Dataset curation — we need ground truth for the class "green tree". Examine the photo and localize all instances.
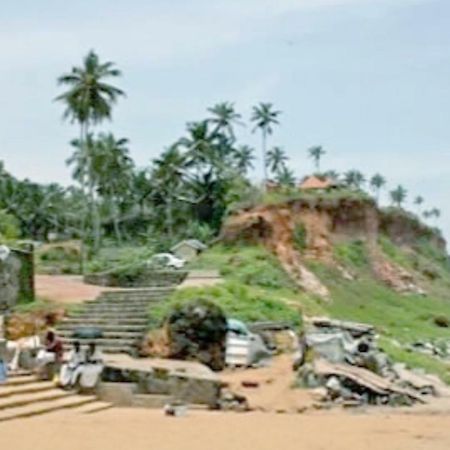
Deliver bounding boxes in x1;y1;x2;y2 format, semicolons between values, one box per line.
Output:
234;145;255;175
344;170;366;190
251;103;281;187
275;166;296;188
266;146;288;175
55;50;125;251
95;133;134;243
390;185;408;208
414;196;424;215
308;146;326;173
370;174;386;203
207;102;242;140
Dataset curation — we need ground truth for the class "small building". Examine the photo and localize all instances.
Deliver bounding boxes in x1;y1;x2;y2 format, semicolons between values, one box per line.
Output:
299;175;339;191
171;239;208;262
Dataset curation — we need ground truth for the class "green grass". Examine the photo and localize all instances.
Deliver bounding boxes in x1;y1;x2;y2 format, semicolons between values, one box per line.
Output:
149;281;303;328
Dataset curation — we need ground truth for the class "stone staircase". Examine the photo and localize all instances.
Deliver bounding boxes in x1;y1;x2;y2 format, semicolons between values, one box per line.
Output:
0;372;111;422
57;287;174;355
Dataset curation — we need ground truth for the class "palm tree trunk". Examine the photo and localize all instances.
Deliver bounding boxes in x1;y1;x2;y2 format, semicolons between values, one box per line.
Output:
262;128;268;190
167;194;173;240
112;193;122;244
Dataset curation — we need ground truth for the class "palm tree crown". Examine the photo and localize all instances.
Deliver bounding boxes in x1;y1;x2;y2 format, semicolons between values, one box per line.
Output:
251;102;281;187
207;102;242;139
55;50;125;128
308;146;326;173
266;146;288;175
390;185;407;208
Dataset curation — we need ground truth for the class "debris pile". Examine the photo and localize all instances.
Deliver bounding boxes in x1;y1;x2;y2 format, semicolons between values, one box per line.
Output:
409;340;450;361
298;317;448;407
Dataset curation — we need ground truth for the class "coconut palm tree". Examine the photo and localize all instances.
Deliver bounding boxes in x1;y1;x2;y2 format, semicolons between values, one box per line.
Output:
414;196;424;215
390;185;407;208
266;146;288;176
308;146;326;173
207;102;243;140
344;170;366;190
55;50;125;251
95;133;134;242
251;103;281;187
234;145;255;175
370;174;386;203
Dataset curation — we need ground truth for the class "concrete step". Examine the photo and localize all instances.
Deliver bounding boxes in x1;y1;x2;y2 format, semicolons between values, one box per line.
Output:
61;318;148;326
69;311;148;319
99;288;174;295
61;337;139;347
85;299;160;305
58;324;146;333
76;306;150;314
59;330;144;339
0;381;55;399
73;400;113;414
0;394;97;422
0;389;71;410
2;374;36;387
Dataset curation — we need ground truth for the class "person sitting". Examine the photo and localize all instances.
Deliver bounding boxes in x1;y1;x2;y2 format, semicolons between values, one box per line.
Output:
59;341;84;389
6;335;40;372
35;330;64;379
71;342;104;390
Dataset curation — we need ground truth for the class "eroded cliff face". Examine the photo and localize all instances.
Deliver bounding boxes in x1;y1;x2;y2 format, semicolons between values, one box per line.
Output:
221;199;443;298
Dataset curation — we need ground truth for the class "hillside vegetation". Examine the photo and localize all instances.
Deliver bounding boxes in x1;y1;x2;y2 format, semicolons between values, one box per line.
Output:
160;236;450;383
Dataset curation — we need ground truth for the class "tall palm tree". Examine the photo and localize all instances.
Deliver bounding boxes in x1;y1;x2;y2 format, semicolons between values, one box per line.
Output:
266;146;288;175
308;146;326;173
370;174;386;203
251;103;281;187
344;170;366;190
95;133;133;242
55;50;125;251
414;196;424;215
390;185;407;208
234;145;255;175
207;102;243;139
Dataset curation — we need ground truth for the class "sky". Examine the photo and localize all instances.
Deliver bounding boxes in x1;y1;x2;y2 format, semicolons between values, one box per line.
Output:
1;0;449;241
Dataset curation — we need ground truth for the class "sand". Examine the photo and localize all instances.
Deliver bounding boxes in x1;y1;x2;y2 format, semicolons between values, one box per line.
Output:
35;275;119;304
1;408;450;450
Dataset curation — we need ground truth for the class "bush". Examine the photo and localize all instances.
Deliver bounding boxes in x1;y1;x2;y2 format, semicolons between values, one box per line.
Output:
166;298;228;371
0;211;20;241
433;316;450;328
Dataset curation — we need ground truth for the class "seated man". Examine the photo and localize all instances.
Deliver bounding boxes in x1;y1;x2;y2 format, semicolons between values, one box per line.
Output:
59;341;84;388
72;342;104;390
35;330;64;379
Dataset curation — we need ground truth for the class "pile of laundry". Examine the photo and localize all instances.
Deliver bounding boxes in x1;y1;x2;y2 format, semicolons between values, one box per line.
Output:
297;317;449;407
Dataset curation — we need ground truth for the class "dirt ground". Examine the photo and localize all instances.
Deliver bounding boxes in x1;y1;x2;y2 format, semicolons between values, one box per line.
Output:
35;275;117;304
1;408;450;450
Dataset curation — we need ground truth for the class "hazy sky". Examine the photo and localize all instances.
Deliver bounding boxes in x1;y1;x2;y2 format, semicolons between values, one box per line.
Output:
1;0;449;241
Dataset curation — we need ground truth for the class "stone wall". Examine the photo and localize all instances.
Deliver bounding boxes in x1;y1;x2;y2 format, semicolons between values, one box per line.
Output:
0;247;34;312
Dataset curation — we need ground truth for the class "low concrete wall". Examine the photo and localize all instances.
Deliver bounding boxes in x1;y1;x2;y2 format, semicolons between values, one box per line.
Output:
100;362;221;408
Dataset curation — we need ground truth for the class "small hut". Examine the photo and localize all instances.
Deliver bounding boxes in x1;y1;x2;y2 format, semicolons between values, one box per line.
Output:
299;175;339;191
171;240;208;262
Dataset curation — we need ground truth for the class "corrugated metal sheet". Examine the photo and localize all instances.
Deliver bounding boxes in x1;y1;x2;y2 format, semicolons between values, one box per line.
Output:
225;335;250;367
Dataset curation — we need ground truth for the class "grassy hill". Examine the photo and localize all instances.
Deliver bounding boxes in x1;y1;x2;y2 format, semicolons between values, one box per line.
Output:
159;239;450;383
